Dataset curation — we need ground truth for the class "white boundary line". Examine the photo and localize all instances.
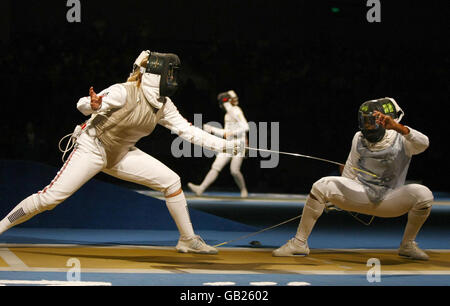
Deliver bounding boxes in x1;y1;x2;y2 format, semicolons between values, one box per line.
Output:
0;279;111;286
0;248;28;269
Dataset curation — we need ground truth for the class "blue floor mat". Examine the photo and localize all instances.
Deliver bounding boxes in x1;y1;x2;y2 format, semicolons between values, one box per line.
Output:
1;271;449;286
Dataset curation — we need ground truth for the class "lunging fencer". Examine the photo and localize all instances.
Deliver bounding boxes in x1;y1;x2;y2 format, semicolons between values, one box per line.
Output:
0;50;243;254
273;98;434;260
188;90;249;197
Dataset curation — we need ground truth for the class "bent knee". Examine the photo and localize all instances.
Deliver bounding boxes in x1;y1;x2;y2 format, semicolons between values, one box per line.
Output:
406;184;434;209
163;174;182;197
310;176;336;202
211;164;224;172
230;169;241;177
311;177;328;191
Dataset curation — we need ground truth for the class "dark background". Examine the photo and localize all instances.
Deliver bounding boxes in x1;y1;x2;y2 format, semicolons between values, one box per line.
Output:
0;0;448;194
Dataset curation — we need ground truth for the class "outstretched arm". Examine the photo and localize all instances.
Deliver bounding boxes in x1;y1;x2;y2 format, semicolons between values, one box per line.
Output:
203;124;226;138
158;99;242;154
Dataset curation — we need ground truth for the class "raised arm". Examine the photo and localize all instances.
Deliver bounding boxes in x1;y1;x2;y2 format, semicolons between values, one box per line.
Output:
373;110;429;156
402;126;429;156
76;84;127;116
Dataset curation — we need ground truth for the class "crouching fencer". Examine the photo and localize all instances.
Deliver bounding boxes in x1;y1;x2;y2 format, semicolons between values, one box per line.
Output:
188;90;249;197
0;50;243;254
273;98;433;260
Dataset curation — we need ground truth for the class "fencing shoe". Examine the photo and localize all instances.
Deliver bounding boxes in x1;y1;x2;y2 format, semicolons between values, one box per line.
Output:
272;238;310;257
176;235;218;254
398;241;429;260
187;183;203;196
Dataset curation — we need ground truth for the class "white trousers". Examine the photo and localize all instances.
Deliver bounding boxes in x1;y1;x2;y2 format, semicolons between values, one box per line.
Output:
195;153;247;194
211;153;244;174
0;131;189;235
211;153;247;191
295;176;433;245
311;176;433;218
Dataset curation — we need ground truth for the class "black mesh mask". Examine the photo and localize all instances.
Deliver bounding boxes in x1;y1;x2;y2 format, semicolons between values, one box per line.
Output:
358;101;386;143
217;90;238;111
146;52;181;97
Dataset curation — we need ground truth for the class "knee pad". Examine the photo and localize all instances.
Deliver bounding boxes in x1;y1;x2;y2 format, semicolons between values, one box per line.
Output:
164;175;182;197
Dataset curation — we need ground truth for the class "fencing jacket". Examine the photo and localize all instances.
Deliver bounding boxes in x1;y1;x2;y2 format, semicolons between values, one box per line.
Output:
77;82;233;168
342;127;429;203
207;103;249;142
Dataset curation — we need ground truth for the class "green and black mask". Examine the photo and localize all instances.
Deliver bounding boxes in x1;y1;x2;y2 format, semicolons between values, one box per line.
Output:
358;98;403;143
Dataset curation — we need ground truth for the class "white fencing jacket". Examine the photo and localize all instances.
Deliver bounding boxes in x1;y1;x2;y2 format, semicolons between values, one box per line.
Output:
77;83;236;154
204;103;249;142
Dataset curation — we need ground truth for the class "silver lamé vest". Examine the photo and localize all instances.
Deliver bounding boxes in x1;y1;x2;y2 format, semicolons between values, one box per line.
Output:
356;133;411;204
91;82;165;168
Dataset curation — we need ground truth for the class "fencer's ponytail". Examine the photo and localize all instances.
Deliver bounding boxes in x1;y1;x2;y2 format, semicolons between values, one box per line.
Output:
126;57;148;87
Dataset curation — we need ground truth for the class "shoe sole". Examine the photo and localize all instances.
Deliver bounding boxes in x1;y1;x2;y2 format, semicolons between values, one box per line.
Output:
176;247;218;255
272;252;309;257
398;253;429;261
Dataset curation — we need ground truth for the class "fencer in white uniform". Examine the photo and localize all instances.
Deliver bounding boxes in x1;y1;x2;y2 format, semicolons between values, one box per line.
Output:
187;90;249;197
273;98;434;260
0;50;242;254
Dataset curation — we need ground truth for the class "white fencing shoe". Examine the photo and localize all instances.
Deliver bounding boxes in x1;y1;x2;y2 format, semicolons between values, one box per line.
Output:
398;241;429;260
187;183;203;196
176;235;218;254
272;238;310;257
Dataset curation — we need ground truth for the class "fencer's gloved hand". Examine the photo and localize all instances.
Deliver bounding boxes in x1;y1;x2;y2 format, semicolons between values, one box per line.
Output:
373;110;410;135
89;86;104;111
224;138;245;156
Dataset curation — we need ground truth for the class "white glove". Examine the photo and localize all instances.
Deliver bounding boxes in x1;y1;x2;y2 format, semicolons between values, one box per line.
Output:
224;138;245;156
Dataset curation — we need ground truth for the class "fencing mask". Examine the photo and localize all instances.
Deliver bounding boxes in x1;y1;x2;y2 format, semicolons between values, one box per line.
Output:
217;90;239;110
145;51;180;97
358;97;404;143
132;50;181;108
